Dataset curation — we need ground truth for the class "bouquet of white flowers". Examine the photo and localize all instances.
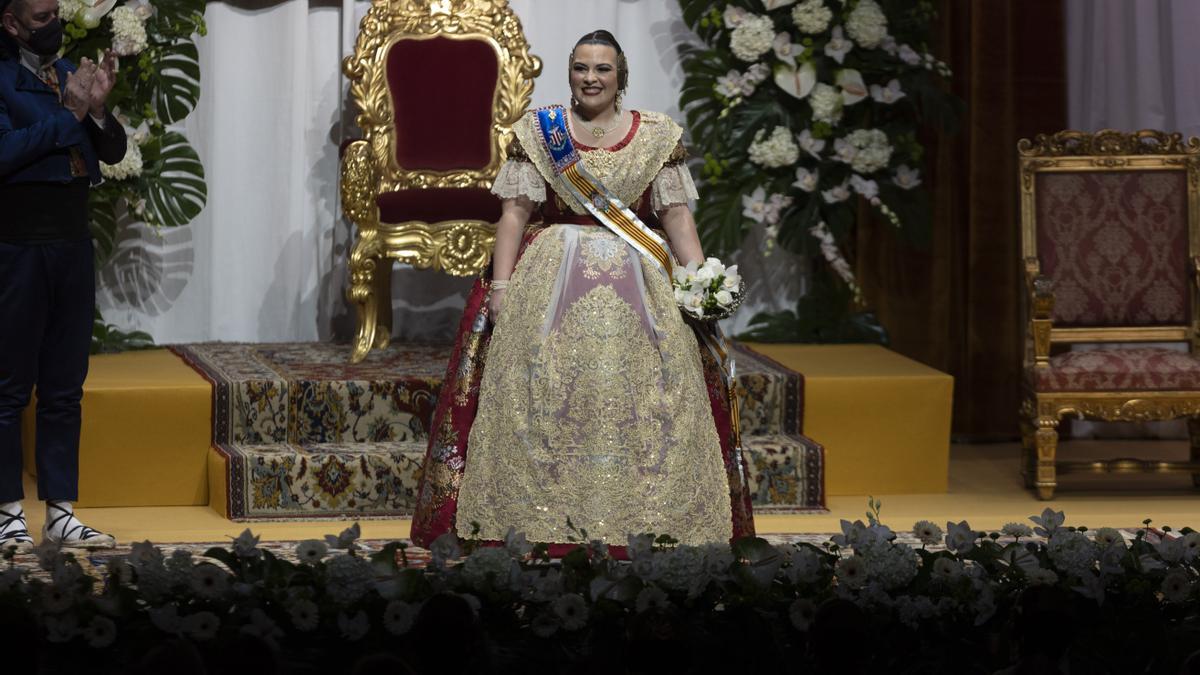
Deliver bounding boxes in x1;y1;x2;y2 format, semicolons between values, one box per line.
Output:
672;257;745;321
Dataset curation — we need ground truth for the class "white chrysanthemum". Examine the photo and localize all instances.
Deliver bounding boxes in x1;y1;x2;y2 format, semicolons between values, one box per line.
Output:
182;611;220;641
809;83;843;125
189;563;230;600
866;544;919;590
748;126;800;168
552;593;589;631
1093;528;1125;549
730;14;775;62
635;585;670;614
288;598;320;632
1162;568;1192;603
837;129;893;174
791;0;832;34
110;6;149;56
835;555;867;589
100;141;143;181
84;615;117;648
57;0;86;22
1046;530;1097;578
1001;522;1033;539
789;598;816;631
296;539;329;565
913;521;943;546
845;0;888;48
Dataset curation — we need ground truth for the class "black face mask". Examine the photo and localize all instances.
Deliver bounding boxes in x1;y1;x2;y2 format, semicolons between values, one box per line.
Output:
18;17;63;57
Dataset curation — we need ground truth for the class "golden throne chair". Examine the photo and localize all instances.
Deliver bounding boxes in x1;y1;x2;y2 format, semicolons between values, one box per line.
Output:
340;0;541;363
1018;129;1200;499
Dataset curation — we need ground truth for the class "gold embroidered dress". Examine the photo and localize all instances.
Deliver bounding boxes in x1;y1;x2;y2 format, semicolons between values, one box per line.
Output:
454;109;733;546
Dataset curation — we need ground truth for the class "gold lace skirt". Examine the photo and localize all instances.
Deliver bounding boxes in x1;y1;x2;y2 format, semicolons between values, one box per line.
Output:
455;224;733;545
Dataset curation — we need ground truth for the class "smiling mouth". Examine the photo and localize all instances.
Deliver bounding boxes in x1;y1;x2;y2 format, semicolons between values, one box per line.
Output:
582;87;603;95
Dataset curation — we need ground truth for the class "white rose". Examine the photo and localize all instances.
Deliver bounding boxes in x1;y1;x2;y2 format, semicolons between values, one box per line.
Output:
715;290;734;306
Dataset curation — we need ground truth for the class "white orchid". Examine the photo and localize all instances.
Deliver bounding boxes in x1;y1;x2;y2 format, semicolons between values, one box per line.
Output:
836;69;869;105
79;0;119;27
742;186;769;223
773;61;817;100
849;174;879;200
870;78;906;104
897;43;921;65
824;26;853;64
231;529;261;559
821;180;851;204
945;520;977;553
723;5;750;27
893;164;921;189
324;522;362;550
793;166;819;192
772;32;798;67
796;128;826;159
762;0;798;9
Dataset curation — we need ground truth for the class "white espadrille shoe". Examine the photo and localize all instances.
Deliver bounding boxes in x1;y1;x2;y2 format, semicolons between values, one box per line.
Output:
0;503;34;552
42;501;116;549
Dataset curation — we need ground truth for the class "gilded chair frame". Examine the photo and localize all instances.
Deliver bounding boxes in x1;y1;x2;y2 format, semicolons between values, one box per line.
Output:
1018;129;1200;499
340;0;541;363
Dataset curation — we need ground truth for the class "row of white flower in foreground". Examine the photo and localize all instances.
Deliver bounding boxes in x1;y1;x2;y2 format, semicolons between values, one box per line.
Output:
2;509;1197;652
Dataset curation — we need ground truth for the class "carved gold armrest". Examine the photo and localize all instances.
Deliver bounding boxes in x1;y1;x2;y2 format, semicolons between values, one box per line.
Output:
1025;258;1054;366
340;140;378;231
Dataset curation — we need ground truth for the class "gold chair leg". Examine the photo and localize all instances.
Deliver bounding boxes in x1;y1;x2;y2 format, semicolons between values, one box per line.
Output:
1019;412;1036;489
1034;417;1059;500
1189;417;1200;488
373;259;393;351
347;241;380;364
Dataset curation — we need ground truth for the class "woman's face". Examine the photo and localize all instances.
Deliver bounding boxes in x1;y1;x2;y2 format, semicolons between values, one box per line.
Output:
570;43;620;113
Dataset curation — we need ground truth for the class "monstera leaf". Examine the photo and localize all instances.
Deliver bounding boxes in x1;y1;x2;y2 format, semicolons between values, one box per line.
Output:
138;131;206;229
148;40;201;124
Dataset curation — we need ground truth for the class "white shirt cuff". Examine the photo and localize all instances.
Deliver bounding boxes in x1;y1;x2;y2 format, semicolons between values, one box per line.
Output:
89;112;106;129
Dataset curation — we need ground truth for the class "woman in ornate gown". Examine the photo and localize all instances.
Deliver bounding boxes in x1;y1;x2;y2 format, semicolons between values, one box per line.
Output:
410;30;754;554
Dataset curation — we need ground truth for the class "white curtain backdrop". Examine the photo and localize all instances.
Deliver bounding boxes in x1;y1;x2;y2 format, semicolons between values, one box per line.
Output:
95;0;805;344
1064;0;1198;439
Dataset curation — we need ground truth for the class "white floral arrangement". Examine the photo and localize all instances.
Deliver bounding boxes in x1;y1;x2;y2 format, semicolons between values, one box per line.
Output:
3;508;1197;671
672;257;745;320
682;0;958;332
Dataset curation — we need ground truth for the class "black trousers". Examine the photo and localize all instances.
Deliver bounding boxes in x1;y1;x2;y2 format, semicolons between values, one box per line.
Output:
0;238;93;503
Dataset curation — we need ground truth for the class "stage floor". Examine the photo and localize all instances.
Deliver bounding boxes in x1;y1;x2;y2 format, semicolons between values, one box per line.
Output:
19;439;1198;543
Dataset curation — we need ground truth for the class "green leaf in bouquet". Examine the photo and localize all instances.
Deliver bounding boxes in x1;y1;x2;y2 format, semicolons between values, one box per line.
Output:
138;130;207;228
149;40;201;124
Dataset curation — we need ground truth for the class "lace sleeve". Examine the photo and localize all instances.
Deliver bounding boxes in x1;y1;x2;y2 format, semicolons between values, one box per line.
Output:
651;163;699;212
491;160;546;203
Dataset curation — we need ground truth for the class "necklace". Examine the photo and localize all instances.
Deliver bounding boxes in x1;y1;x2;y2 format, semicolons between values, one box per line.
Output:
572;109;621;139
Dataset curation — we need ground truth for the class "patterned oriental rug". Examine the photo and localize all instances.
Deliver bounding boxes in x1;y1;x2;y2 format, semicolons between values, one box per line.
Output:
171;342;824;521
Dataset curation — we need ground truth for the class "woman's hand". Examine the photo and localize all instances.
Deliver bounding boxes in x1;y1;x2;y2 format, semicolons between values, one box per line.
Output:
488;288;507;322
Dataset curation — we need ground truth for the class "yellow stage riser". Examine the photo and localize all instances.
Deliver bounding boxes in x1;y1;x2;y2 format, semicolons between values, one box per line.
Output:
744;344;954;496
22;350;213;507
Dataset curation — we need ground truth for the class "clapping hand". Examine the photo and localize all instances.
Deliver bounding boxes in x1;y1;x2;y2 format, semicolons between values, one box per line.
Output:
88;50;119;117
62;60;97;121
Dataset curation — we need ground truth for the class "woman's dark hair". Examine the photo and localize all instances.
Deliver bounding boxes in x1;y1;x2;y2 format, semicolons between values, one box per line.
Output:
572;29;628;91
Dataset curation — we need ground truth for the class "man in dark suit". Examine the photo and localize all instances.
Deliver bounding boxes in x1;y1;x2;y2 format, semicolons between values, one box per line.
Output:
0;0;126;548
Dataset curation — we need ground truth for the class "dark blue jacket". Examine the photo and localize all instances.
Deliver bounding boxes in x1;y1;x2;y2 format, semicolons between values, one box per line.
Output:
0;52;127;185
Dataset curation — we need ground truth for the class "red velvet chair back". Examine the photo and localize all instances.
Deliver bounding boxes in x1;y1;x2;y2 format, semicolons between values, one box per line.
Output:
386;36;499;172
1034;170;1191;328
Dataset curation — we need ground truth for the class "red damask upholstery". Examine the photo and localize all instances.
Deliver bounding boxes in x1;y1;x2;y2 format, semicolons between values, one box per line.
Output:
386;37;498;171
1036;347;1200;392
377;188;501;224
1035;171;1190;327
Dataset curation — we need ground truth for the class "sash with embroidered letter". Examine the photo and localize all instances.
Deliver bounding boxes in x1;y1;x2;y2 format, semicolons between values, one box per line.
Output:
532;104;745;455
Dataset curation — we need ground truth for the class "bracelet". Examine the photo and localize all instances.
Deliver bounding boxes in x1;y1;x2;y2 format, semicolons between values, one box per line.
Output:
491;279;510;290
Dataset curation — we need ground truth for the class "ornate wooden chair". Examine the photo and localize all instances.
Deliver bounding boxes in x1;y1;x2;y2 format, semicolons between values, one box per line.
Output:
340;0;541;363
1018;130;1200;499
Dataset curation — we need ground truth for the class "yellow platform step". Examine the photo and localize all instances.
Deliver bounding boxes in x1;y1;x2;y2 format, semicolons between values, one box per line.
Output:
23;349;212;507
743;344;953;496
